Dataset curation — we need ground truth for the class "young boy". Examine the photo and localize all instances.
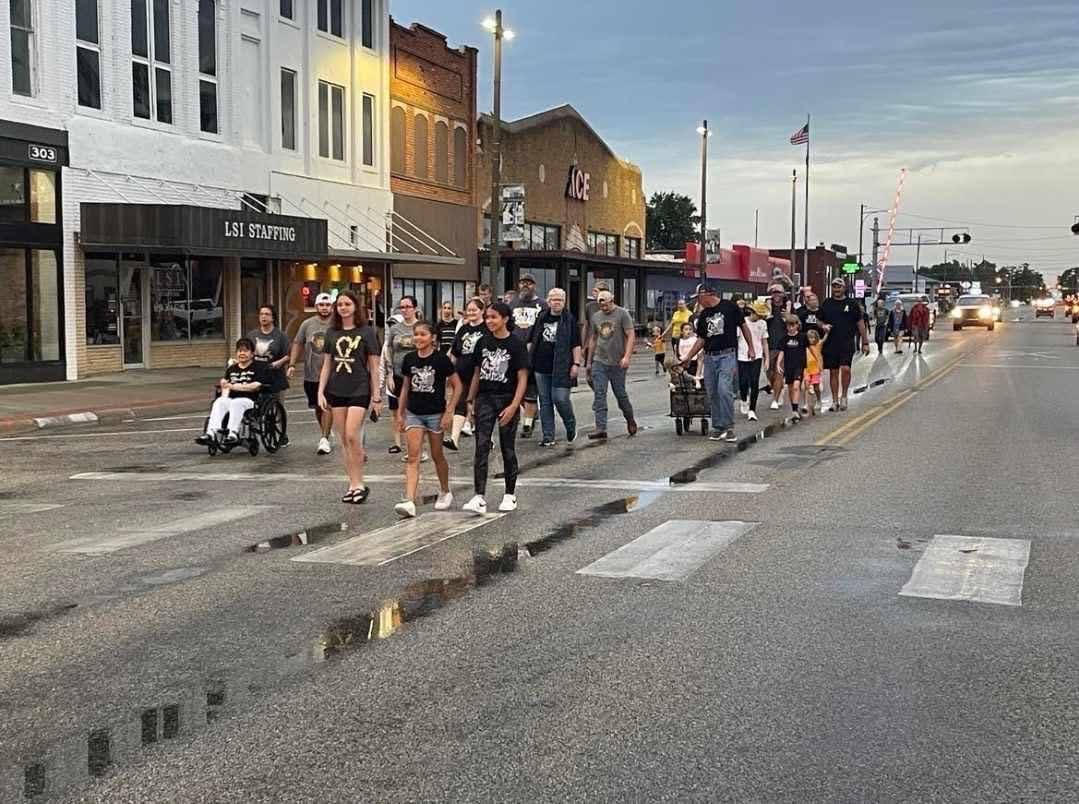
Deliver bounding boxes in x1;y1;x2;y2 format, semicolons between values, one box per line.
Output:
802;327;827;416
651;326;665;375
778;315;808;422
196;338;268;447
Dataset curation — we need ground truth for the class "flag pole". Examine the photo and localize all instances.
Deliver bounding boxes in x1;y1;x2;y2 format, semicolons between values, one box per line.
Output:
803;114;810;296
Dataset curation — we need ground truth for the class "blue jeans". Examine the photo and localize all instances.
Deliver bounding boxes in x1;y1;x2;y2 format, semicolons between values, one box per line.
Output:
591;362;634;433
702;350;737;431
535;372;575;440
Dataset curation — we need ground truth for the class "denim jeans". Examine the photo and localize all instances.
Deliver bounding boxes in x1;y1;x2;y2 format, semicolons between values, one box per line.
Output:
591;362;634;433
702;350;737;431
535;372;575;440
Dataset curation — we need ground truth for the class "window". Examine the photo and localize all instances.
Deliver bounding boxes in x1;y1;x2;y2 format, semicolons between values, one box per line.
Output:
624;236;642;260
0;166;55;224
317;0;343;37
0;166;26;223
131;0;172;122
198;0;218;133
453;127;467;187
390;106;405;174
520;267;557;298
361;0;373;48
280;69;296;150
29;169;55;223
587;232;619;256
318;81;344;160
526;222;560;251
85;255;120;345
10;0;34;96
0;248;61;364
622;277;637;320
75;0;101;109
434;121;448;184
279;0;293;20
413;114;428;179
437;281;476;315
150;256;224;342
362;93;374;166
239;36;262;147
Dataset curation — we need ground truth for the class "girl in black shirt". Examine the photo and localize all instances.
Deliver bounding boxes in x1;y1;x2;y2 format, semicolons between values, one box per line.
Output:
777;315;808;421
463;302;528;516
447;297;487;450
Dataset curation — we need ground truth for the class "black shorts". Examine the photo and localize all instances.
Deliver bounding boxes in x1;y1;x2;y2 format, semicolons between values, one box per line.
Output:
524;371;538;404
388;375;403;411
654;353;665;366
326;393;370;409
823;339;856;370
784;364;806;385
304;381;320;408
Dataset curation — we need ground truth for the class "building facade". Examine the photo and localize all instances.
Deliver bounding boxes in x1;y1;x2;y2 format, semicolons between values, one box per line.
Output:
388;19;477;320
0;0;463;384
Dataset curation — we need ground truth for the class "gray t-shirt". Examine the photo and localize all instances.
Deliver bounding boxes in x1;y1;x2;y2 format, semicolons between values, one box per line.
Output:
386;320;417;377
590;306;634;366
294;315;331;383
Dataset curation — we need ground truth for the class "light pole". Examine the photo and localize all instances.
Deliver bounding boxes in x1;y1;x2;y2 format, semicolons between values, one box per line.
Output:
858;204;888;291
482;11;514;288
696;121;713;270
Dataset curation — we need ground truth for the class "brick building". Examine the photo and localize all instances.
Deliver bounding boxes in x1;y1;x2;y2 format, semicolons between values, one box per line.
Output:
768;245;848;300
388;20;478;320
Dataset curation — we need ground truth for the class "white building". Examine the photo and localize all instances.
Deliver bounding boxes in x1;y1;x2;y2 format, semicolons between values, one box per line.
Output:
1;0;455;383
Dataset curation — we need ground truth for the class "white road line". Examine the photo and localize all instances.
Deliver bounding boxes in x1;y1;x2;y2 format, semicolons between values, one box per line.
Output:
957;364;1079;370
577;520;758;581
899;535;1031;607
0;502;65;516
291;512;503;566
56;506;274;555
69;471;768;494
138;407;312;422
0;421;325;442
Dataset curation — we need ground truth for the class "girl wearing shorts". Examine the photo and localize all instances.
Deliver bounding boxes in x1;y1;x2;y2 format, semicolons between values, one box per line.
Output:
317;290;382;504
393;322;461;518
447;297;488;450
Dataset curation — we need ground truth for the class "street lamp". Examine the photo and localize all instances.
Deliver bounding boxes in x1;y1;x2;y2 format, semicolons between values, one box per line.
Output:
482;11;515;287
859;204;889;290
696;121;713;269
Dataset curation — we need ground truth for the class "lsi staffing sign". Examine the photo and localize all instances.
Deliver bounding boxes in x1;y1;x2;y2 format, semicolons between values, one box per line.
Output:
223;221;298;243
565;166;590;202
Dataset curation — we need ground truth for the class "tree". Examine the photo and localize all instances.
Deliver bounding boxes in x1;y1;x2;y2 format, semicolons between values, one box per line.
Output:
646;192;700;250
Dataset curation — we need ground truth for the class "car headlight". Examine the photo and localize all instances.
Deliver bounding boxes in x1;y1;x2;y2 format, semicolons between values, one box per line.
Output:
978;306;992;319
951;308;961;319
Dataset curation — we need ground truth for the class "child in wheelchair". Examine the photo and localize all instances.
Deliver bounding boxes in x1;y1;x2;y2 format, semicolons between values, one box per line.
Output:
195;338;269;448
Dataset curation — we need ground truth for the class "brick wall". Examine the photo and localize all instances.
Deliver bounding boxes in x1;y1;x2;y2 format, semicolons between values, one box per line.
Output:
84;345;122;375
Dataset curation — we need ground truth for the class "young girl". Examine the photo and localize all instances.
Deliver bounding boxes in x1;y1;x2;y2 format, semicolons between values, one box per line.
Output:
777;315;808;422
675;322;702;380
317;291;382;504
463;302;529;515
384;295;420;455
446;297;487;450
802;327;827;416
652;326;665;375
737;303;769;421
394;322;461;518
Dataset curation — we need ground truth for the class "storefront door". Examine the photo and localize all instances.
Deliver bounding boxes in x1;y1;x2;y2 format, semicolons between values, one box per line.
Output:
119;262;144;367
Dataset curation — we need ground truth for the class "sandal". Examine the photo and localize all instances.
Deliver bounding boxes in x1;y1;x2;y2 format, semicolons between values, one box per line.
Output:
388;445;402;454
350;486;370;504
342;489;359;503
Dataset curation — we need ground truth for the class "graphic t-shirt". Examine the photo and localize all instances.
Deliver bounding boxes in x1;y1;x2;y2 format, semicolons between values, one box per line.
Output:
451;322;487;380
767;302;789;350
590;306;634;366
782;332;809;376
797;307;825;339
694;300;745;353
531;313;579;375
510;297;545;346
436;319;458;354
738;318;768;362
294;315;330;383
475;332;529;396
386;320;418;377
322;326;379;398
222;361;269;400
401;349;455;416
820;297;863;344
247;327;290;390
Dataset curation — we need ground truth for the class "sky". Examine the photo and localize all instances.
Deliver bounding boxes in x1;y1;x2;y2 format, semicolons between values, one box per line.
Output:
392;0;1079;282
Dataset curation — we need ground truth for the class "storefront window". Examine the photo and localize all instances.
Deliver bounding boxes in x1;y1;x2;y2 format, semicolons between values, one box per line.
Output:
622;277;638;321
0;166;26;223
30;250;60;360
85;254;121;345
151;256;187;341
586;269;618;297
520;267;558;298
29;169;56;224
189;257;224;340
240;259;268;335
0;249;27;362
587;232;619;256
0;248;62;364
436;280;477;315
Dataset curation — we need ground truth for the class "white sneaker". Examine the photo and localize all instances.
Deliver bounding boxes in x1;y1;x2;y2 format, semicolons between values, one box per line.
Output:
498;494;518;512
769;400;781;410
394;499;417;518
434;492;454;511
462;495;487;515
401;451;432;463
462;421;474;436
317;437;332;455
747;410;758;421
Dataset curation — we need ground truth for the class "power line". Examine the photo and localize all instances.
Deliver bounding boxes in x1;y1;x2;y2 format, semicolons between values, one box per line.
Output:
896;210;1066;230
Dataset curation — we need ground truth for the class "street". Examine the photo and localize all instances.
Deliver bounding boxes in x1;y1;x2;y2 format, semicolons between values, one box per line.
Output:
1;308;1077;802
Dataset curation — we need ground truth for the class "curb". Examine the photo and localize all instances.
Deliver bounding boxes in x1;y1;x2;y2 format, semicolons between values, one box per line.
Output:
32;412;100;429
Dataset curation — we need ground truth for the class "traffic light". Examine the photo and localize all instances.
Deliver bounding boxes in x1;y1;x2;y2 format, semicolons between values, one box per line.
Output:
1071;221;1079;235
951;233;972;244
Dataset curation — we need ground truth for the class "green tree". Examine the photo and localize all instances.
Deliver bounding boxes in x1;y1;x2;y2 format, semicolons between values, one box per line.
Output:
646;192;700;250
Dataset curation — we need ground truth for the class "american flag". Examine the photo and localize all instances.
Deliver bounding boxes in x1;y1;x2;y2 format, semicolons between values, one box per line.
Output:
790;123;809;145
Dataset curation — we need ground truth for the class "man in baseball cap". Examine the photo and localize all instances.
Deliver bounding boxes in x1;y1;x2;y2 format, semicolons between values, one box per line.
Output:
510;273;545;437
288;291;337;453
818;277;869;411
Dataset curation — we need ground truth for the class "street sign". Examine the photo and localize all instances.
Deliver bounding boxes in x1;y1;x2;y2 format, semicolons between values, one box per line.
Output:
842;262;859;274
500;185;525;242
854;279;866;298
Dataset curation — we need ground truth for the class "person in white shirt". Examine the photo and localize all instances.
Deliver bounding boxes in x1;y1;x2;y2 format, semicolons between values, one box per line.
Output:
737;301;770;421
675;323;704;382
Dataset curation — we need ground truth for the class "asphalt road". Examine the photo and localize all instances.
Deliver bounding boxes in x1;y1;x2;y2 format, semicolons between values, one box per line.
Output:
1;306;1076;802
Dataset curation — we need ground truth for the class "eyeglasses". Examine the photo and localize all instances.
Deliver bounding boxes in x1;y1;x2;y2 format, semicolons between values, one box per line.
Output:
399;304;414;310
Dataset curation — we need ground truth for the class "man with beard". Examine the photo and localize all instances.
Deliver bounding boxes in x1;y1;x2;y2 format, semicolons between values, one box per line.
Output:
288;293;336;454
510;273;545;438
818;278;870;411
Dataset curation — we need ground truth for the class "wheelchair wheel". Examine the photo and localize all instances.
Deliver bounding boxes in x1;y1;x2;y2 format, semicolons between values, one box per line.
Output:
261;399;287;453
700;419;709;436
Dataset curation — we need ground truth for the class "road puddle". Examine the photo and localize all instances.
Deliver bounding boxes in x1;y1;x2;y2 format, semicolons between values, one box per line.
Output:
245;522;348;553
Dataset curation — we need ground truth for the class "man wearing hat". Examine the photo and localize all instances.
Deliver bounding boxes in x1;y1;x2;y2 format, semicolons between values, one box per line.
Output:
510;273;546;438
288;292;336;454
818;278;870;411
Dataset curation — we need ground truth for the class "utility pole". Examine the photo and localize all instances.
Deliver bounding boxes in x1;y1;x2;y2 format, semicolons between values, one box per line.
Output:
790;170;797;281
914;234;922;294
485;10;507;288
871;216;880;292
858;203;865;267
754;208;759;248
698;120;709;270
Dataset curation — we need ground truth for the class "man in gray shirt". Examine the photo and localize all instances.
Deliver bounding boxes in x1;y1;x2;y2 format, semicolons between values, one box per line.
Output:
287;293;335;454
585;290;638;440
247;304;290;446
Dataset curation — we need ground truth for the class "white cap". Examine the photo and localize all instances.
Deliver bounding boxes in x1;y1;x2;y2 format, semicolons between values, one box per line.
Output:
314;293;334;304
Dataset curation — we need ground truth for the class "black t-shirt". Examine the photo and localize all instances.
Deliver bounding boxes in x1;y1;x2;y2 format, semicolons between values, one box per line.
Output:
510;297;544;342
475;332;529;396
222;361;269;400
767;302;789;349
694;300;744;353
451;322;487;378
782;332;809;375
531;312;579;375
436;320;458;354
401;349;455;416
820;297;862;344
322;326;379;398
797;307;825;339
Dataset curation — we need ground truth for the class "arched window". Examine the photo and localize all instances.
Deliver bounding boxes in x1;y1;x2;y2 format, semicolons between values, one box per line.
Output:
414;114;429;179
434;121;449;184
454;127;468;187
390;106;406;174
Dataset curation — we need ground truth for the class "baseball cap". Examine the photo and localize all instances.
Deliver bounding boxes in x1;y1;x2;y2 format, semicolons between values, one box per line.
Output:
314;292;334;304
696;284;718;296
518;273;536;284
830;278;845;287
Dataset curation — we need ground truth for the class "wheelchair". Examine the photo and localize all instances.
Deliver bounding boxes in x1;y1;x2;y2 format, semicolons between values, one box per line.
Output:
202;389;288;457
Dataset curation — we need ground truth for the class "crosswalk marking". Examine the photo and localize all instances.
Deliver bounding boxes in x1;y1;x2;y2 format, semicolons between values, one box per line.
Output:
577;520;757;581
56;506;273;556
0;502;64;517
291;512;503;567
70;472;768;495
899;535;1031;607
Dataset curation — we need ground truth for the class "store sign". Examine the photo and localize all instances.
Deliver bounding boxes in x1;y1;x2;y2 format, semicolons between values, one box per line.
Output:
565;166;590;202
223;220;298;243
500;184;526;243
28;144;58;163
854;279;866;298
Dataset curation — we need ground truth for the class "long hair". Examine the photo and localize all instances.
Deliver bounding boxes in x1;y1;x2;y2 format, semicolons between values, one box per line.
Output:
331;290;368;330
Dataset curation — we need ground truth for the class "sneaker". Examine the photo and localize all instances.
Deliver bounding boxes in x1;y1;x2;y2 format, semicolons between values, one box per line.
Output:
317;437;332;455
708;431;725;442
498;494;518;512
278;435;291;448
195;433;213;446
839;397;849;411
434;492;454;511
461;421;474;436
792;412;802;422
539;438;556;448
401;451;431;464
747;410;758;421
462;495;487;515
627;419;639;437
223;433;240;447
521;423;534;439
388;445;402;454
800;406;809;415
443;438;459;451
769;400;781;410
587;431;608;441
566;424;577;443
394;499;417;519
739;400;749;415
723;430;738;443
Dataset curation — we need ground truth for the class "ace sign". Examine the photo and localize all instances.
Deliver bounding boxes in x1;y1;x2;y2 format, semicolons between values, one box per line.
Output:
565;166;590;202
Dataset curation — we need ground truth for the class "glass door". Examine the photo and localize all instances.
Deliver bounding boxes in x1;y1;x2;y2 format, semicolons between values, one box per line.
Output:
119;259;144;367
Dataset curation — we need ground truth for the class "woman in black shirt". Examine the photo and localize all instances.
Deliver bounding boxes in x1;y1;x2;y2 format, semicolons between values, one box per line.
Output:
462;302;528;516
394;322;462;519
447;297;487;450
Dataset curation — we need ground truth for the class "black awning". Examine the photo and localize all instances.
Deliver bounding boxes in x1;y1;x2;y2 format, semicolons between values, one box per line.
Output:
79;203;328;259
